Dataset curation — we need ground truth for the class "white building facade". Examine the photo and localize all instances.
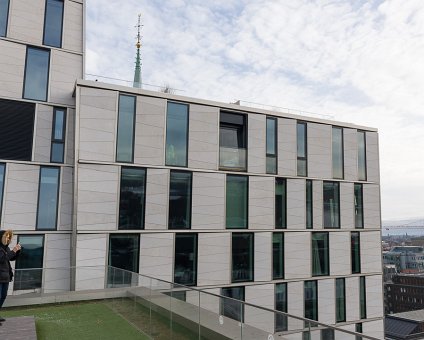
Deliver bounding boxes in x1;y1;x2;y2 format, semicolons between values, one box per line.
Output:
0;0;384;338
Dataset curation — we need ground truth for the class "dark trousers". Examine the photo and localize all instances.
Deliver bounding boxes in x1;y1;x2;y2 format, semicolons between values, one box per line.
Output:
0;282;9;309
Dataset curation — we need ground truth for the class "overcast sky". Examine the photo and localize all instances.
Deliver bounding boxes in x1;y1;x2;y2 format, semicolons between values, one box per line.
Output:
85;0;424;221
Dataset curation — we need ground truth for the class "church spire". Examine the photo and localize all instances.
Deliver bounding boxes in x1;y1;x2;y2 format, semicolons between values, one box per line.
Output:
133;14;142;89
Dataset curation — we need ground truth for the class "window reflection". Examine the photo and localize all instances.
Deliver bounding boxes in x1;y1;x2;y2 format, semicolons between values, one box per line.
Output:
23;47;50;101
323;181;340;228
0;0;9;37
312;233;329;276
169;171;192;229
37;167;60;230
297;122;307;176
43;0;64;47
116;94;136;163
232;233;253;282
14;235;44;290
221;286;245;322
166;102;189;167
358;131;367;181
275;178;287;229
174;234;197;286
332;127;344;179
108;234;139;286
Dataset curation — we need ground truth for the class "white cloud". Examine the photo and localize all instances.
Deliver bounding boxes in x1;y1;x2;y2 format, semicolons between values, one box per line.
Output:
86;0;424;220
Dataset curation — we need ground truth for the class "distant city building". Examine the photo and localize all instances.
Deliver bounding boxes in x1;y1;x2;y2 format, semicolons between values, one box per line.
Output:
383;246;424;273
385;309;424;340
385;274;424;314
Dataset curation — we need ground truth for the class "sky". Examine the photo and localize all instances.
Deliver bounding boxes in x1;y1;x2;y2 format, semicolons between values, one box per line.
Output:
85;0;424;222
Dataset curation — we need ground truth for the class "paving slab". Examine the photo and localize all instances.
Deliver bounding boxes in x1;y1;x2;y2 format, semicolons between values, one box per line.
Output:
0;316;37;340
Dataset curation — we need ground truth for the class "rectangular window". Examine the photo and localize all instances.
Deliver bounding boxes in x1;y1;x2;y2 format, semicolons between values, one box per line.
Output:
266;117;277;174
323;181;340;228
0;98;35;161
226;175;248;229
306;179;313;229
14;235;44;290
169;171;192;229
335;278;346;323
43;0;64;47
360;276;367;319
221;286;245;322
354;183;364;228
332;127;344;179
351;232;361;274
23;47;50;101
321;329;335;340
275;283;288;332
50;107;66;163
116;94;136;163
273;233;284;280
312;232;329;276
304;280;318;321
0;0;9;37
174;233;197;286
275;178;286;229
36;167;60;230
232;233;254;282
297;122;307;176
166;102;189;167
0;163;5;219
357;131;367;181
119;167;146;230
108;234;140;286
355;323;363;340
219;112;247;171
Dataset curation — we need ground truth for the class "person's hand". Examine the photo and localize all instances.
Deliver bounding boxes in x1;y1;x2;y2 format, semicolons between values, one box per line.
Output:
12;244;22;253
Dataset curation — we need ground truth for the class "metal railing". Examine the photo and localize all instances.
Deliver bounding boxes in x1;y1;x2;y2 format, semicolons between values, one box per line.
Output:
8;266;382;340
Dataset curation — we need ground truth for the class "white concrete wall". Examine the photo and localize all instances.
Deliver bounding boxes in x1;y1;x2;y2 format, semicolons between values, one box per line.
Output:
192;172;225;230
44;233;71;293
318;279;335;324
75;233;107;290
361;231;382;274
3;163;39;230
8;0;44;45
134;96;166;166
345;277;360;321
79;87;117;162
362;319;384;339
0;40;25;99
248;113;266;173
330;232;351;276
343;128;357;181
366;275;384;319
340;182;354;229
33;104;53;163
254;232;272;282
139;233;174;282
144;168;169;230
63;0;83;53
366;131;380;183
249;176;274;230
287;179;305;229
59;166;73;230
307;123;332;179
197;233;230;286
278;118;297;176
312;180;323;229
285;232;311;279
287;281;304;332
245;284;274;333
363;184;381;229
188;104;219;170
77;164;118;231
65;108;75;165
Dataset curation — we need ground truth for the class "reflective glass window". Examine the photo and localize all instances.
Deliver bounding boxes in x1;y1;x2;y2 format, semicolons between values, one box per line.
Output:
221;286;245;322
0;163;5;218
14;235;44;290
336;278;346;322
273;233;284;279
351;232;361;274
312;232;329;276
166;102;189;167
116;94;136;163
304;280;318;321
275;178;286;229
275;283;288;332
354;183;364;228
360;276;367;319
226;175;248;229
169;171;192;229
50;107;66;163
266;117;277;174
43;0;64;47
358;131;367;181
174;233;197;286
23;47;50;101
332;127;344;179
37;167;60;230
0;0;9;37
232;233;253;282
297;122;307;176
108;234;139;286
219;112;247;171
323;181;340;228
356;323;363;340
306;179;313;229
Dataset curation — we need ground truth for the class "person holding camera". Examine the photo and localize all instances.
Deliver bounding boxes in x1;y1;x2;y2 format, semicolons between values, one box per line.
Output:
0;230;22;324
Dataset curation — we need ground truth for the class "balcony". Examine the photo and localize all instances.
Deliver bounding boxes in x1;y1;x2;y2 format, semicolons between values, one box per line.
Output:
219;147;246;171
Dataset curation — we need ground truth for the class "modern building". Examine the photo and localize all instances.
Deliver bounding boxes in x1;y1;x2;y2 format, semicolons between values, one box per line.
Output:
385;274;424;314
383;246;424;273
0;0;384;338
385;309;424;340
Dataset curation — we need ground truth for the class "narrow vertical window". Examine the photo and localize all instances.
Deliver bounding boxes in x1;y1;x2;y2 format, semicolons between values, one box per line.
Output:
108;234;139;286
226;175;248;229
332;127;344;179
355;323;363;340
323;181;340;228
14;235;44;290
354;183;364;228
312;232;329;276
166;102;189;167
306;179;313;229
304;280;318;321
297;122;307;176
357;131;367;181
43;0;64;48
351;232;361;274
119;167;146;230
23;47;50;101
266;117;277;174
273;233;284;279
0;163;5;219
221;286;245;322
50;107;66;163
336;278;346;323
360;276;367;319
37;167;60;230
321;329;335;340
116;94;136;163
174;233;197;286
275;283;288;332
219;112;247;171
275;178;286;229
232;233;254;282
0;0;9;37
169;171;192;229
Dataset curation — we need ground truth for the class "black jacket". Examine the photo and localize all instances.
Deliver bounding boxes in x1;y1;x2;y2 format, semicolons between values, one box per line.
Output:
0;231;19;283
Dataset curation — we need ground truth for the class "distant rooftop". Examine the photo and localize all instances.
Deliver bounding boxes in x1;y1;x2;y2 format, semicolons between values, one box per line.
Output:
388;309;424;323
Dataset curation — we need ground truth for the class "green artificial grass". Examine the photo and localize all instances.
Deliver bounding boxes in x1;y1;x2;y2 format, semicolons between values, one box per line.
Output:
2;300;149;340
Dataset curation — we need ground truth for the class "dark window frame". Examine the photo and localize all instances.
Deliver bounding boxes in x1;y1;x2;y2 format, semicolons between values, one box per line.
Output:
36;166;60;231
221;286;245;322
351;232;361;274
323;181;340;229
297;121;308;177
42;0;64;48
231;232;254;283
226;174;249;229
266;116;278;174
335;278;346;323
275;177;287;229
22;46;51;102
275;282;288;332
312;232;330;277
332;126;344;179
360;276;367;319
116;93;137;164
304;280;318;321
354;183;364;229
165;101;190;168
272;232;284;280
306;179;313;229
174;233;198;286
357;130;367;181
50;107;67;163
168;170;192;230
0;0;10;37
